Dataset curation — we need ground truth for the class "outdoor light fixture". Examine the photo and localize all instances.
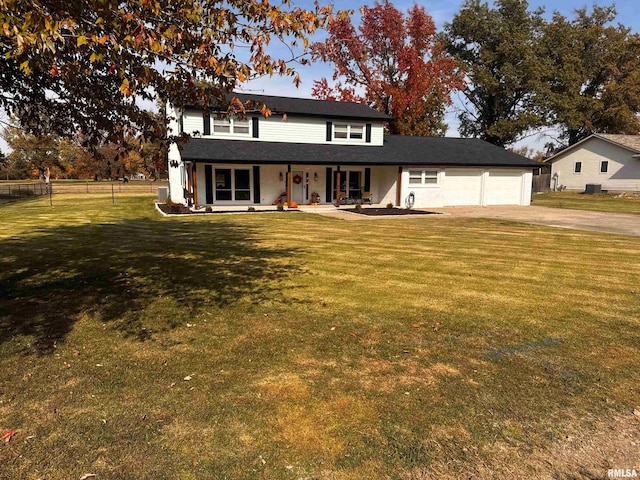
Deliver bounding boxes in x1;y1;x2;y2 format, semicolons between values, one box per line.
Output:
279;172;283;181
314;172;318;182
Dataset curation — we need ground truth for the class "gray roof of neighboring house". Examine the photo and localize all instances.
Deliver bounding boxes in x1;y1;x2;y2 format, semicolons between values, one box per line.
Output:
186;92;391;121
595;134;640;153
180;135;540;168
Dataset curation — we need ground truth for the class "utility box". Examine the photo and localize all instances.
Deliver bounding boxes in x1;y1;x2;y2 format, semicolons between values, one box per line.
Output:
158;186;168;203
585;184;601;195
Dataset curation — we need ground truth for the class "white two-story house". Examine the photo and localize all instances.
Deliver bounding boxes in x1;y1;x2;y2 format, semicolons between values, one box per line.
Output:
167;93;538;209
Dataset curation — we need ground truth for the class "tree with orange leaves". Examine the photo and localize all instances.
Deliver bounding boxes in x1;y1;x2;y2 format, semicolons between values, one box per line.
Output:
311;0;464;136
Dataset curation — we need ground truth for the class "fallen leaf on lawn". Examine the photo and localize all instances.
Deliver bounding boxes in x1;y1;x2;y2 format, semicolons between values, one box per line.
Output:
634;407;640;417
1;431;15;443
412;324;420;328
183;375;192;381
80;474;97;480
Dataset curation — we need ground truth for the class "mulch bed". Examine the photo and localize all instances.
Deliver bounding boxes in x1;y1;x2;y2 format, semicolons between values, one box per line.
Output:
347;208;440;216
157;204;298;215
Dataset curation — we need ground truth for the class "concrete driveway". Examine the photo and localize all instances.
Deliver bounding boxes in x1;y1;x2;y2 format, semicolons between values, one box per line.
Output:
436;205;640;237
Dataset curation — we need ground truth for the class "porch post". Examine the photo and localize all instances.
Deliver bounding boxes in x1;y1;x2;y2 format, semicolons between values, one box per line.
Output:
336;166;341;207
185;162;192;207
192;164;198;208
287;164;292;205
396;166;402;207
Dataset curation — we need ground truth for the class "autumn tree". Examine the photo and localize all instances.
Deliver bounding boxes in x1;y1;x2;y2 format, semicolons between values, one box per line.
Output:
0;0;333;148
311;0;464;136
540;6;640;147
2;126;65;181
443;0;546;146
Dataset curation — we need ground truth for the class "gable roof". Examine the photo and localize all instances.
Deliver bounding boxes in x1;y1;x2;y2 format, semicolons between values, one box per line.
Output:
546;134;640;162
181;135;540;168
186;92;391;121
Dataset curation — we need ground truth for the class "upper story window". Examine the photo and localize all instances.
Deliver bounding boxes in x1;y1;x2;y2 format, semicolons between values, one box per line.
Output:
212;117;250;136
334;123;365;141
600;161;609;173
574;161;582;173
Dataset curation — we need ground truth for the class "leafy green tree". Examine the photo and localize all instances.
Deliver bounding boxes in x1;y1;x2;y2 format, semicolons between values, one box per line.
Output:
443;0;546;146
0;0;333;148
540;6;640;146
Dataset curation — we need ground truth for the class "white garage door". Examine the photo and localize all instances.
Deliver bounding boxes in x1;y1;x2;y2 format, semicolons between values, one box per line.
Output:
442;169;483;206
485;170;523;205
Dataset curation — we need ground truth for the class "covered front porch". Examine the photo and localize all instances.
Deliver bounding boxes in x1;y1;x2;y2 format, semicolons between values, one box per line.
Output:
184;162;400;209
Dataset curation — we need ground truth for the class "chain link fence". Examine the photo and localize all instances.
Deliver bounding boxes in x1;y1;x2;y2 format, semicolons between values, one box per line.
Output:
0;181;168;204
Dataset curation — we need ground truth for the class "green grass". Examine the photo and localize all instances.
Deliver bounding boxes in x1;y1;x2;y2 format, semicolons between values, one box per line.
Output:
1;194;639;479
533;191;640;214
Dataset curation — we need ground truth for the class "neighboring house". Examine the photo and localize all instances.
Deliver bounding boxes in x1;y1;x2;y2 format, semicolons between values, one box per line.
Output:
167;93;539;209
547;134;640;192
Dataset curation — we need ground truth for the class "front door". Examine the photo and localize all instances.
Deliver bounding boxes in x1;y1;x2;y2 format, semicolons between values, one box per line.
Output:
292;170;304;204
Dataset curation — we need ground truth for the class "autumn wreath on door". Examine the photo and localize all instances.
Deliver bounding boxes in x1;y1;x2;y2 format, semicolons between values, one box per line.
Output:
292;174;302;184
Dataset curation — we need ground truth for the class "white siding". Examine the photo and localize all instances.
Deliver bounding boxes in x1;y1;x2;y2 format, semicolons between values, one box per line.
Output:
181;110;385;146
167;143;184;204
550;137;640;192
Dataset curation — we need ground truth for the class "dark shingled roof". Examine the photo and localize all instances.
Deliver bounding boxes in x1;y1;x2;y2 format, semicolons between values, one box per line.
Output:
181;135;540;168
187;92;391;121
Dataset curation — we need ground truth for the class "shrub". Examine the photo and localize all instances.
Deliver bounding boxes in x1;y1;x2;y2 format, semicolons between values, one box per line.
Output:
386;202;394;209
355;203;363;212
205;206;213;213
248;206;255;212
277;204;284;211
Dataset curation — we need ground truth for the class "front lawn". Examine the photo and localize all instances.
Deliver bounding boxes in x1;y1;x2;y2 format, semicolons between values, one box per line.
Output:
533;191;640;214
1;195;639;479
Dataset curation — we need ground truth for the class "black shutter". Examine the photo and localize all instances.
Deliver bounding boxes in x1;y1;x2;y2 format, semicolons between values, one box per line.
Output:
203;113;211;135
253;166;260;204
325;167;332;202
364;168;371;192
179;114;184;134
365;123;372;143
326;122;332;142
252;117;259;138
205;165;213;204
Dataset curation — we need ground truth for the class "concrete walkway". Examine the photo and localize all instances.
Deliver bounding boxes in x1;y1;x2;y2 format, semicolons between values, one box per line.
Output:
434;205;640;237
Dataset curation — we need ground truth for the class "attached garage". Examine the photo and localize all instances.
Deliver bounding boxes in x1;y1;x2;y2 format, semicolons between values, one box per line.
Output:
400;166;532;208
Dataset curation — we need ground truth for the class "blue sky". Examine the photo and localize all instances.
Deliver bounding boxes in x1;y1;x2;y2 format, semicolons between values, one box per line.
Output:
242;0;640;151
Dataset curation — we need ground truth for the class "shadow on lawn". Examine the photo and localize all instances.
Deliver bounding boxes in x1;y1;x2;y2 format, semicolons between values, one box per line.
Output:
0;218;303;353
